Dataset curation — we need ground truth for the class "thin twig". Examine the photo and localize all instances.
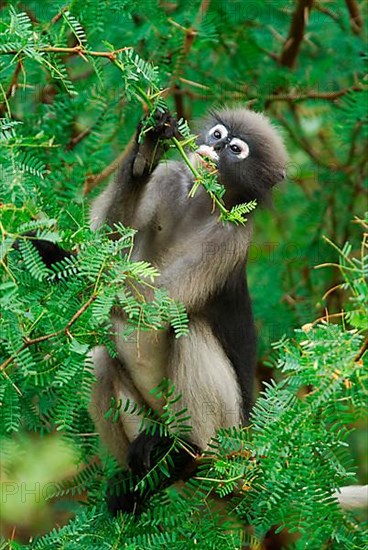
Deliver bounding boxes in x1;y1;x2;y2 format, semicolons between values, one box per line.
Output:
83;147;130;194
66;127;92;150
275;110;332;171
47;7;69;29
315;4;343;27
310;311;346;327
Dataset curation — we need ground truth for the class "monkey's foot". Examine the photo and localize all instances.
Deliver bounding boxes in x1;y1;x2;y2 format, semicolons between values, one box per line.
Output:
106;436;200;516
128;431;199;479
128;432;175;476
106;472;143;516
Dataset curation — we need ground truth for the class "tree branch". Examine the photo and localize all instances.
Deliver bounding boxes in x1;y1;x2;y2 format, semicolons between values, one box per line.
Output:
83;148;129;194
168;0;212;117
0;60;23;116
274;110;334;171
0;45;132;60
345;0;363;34
354;335;368;362
267;83;363;102
279;0;314;68
0;294;97;373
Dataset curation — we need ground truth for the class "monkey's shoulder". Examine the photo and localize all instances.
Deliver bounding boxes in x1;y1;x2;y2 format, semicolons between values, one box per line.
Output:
149;160;193;199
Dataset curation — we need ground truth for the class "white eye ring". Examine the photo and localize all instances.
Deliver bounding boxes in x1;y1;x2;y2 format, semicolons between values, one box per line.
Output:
229;137;249;159
208;124;228;140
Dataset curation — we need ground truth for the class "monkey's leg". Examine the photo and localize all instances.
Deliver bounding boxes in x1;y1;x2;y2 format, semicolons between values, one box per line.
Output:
89;346;149;514
90;346;198;515
168;319;243;450
91;345;196;514
89;346;145;464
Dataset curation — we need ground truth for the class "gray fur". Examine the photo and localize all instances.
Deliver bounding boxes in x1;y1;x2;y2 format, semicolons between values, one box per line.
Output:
169;318;242;448
89;108;287;462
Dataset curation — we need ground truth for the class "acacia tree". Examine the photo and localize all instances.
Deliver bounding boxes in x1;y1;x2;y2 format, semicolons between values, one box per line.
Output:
0;1;367;548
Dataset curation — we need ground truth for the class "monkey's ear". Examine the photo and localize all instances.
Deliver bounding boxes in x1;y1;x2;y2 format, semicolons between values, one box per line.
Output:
270;168;286;187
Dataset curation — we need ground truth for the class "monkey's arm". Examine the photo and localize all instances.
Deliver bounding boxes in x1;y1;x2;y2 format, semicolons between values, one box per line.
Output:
158;225;252;311
91;111;180;229
128;111;180;182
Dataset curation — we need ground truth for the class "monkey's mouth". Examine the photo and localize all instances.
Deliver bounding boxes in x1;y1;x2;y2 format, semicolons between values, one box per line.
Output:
192;145;219;172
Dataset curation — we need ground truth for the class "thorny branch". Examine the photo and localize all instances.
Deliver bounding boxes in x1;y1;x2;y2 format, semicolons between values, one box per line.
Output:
354;335;368;362
267;83;364;102
168;0;212;118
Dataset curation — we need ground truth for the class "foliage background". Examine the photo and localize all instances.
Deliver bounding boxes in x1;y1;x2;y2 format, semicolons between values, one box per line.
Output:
0;0;367;548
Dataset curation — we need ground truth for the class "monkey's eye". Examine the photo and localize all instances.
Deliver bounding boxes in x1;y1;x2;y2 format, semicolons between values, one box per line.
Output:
230;144;241;153
209;124;228;140
229;138;249;159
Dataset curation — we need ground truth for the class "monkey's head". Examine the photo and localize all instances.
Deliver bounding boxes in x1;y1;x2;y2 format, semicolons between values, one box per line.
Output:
196;108;288;204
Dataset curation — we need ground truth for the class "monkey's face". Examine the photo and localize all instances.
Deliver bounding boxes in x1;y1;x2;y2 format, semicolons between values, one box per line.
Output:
196;108;288;203
197;123;250;165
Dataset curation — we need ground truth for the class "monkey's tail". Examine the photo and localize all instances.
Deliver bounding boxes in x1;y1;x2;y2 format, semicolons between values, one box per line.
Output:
334;485;368;510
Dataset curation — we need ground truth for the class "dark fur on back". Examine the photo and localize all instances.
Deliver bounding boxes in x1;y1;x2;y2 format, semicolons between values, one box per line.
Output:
205;262;257;421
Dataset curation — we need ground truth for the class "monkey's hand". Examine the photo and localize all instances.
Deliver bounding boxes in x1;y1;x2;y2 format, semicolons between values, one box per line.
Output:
139;109;182;143
133;110;181;178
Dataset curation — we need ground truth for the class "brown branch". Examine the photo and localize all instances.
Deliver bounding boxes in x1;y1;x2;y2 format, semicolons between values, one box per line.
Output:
354;335;368;362
345;0;363;34
66;296;97;329
18;4;39;23
48;7;69;28
309;311;346;327
274;111;334;171
267;83;363;102
83;148;129;194
287;104;351;175
0;60;23;116
279;0;314;68
0;294;97;373
0;45;132;60
173;84;185;120
66;127;92;150
168;1;212;116
197;0;211;20
177;77;364;105
346;120;363;167
315;4;343;27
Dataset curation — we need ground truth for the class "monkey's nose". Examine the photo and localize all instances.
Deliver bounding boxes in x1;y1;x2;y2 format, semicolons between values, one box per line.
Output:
213;141;226;152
